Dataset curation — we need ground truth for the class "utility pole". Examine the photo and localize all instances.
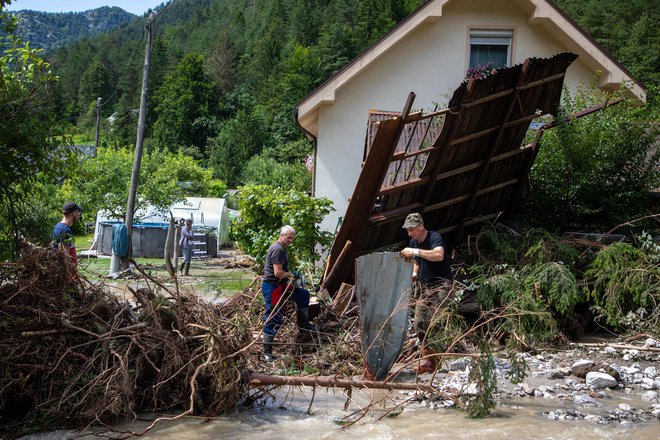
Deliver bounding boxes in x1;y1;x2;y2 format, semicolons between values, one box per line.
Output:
119;11;157;271
94;96;102;157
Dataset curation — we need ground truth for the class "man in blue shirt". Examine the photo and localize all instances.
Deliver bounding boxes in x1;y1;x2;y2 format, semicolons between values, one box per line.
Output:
51;202;82;267
401;212;454;374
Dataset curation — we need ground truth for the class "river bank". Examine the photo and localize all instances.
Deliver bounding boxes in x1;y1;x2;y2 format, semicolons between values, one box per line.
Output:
25;335;659;439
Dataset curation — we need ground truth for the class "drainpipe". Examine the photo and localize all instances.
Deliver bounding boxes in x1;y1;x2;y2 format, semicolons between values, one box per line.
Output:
294;107;318;196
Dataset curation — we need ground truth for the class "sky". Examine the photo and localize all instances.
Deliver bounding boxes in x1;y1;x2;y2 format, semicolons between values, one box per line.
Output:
5;0;165;16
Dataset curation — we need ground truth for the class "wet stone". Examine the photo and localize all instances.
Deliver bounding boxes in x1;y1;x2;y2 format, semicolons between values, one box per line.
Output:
571;359;595;378
618;403;633;411
640;378;656;390
586;372;618;389
548;370;564;379
574;395;599;407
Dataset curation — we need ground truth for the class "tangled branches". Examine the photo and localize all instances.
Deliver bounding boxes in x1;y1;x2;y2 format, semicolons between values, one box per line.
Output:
0;247;251;437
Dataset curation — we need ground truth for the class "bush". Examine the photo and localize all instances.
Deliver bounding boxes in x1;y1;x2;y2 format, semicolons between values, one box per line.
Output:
584;241;659;331
231;185;334;269
241;155;312;192
526;87;660;228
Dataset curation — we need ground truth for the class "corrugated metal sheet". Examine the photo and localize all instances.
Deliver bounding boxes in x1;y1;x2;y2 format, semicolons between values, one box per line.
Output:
324;53;578;294
356;252;413;380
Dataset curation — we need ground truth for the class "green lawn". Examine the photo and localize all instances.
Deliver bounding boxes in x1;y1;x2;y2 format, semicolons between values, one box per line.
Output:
77;231;257;300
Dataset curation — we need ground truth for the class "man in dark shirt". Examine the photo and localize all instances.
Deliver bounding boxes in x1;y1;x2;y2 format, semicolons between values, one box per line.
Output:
51;202;83;267
261;225;314;362
401;212;454;374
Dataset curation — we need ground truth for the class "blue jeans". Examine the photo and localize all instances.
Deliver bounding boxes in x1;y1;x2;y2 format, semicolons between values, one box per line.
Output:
262;281;310;336
181;246;192;263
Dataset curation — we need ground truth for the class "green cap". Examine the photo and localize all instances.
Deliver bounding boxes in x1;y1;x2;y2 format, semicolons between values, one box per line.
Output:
402;212;423;228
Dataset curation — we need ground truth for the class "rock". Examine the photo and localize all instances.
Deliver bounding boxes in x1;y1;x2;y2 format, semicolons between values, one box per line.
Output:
618;403;633;411
547;411;557;420
571;360;595;378
604;346;617;354
448;358;469;371
603;365;621;381
465;382;479;395
625;366;641;375
548;370;564;379
521;383;535;395
652;409;660;419
574;395;599;407
641;390;658;402
640;378;656;390
586;372;618;389
643;366;657;378
644;338;658;348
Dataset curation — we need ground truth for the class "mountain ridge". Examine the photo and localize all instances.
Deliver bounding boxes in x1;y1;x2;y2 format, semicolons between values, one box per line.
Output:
9;6;137;52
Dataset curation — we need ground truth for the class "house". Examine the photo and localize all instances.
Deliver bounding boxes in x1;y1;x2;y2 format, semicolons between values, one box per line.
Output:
295;0;646;232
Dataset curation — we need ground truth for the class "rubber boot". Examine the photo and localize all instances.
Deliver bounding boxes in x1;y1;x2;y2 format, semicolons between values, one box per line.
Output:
261;334;277;362
415;347;437;374
296;307;316;332
184;261;190;276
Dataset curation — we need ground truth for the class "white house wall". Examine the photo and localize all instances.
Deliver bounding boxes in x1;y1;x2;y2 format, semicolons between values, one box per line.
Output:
315;0;602;231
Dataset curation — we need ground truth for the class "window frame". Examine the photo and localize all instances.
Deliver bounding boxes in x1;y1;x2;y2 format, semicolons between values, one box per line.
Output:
468;28;514;70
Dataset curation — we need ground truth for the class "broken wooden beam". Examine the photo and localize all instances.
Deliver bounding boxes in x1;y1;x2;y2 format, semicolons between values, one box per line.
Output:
249;373;436;392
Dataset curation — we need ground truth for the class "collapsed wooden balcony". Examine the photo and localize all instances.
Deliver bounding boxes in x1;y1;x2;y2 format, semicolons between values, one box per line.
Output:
322;52;579;295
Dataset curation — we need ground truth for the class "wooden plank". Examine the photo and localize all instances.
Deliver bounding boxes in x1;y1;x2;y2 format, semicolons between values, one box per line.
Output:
323;93;416;295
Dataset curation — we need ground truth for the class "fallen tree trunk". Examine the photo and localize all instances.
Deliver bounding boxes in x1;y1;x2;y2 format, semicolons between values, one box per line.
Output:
249;372;436;392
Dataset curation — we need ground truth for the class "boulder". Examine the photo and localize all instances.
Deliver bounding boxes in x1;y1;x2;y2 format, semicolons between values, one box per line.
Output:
586;372;618;389
571;360;595;378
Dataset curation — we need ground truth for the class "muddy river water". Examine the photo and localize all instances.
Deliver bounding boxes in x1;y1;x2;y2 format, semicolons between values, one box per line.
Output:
33;382;658;440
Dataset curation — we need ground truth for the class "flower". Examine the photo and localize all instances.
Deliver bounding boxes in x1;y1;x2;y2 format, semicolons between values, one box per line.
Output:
466;62;498;80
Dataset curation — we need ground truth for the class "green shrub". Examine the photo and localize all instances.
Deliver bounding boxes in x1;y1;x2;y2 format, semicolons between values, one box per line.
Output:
527;87;660;227
231;185;334;269
584;242;659;330
524;262;582;316
241;155;311;192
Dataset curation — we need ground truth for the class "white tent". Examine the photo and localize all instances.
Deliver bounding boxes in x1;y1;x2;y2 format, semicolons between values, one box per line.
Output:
170;197;230;249
92;197;231;254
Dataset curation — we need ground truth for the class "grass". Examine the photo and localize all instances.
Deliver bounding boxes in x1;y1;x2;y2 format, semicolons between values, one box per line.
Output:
78;254;256;300
75;232;257;299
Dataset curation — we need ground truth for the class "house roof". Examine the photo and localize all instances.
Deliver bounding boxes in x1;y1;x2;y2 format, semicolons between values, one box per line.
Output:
296;0;646;138
321;52;579;294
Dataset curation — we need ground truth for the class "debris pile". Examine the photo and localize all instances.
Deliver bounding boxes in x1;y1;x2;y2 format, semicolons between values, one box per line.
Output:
0;247;252;436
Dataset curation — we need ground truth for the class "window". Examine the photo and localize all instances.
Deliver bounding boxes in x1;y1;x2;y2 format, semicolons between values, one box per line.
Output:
469;29;513;69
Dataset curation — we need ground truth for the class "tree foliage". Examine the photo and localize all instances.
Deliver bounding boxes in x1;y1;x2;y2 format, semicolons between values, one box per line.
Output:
60;147;225;221
526;87;660;228
0;3;75;257
231;184;334;268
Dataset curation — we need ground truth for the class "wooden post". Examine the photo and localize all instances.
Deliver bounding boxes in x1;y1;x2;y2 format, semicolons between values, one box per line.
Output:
122;12;156;270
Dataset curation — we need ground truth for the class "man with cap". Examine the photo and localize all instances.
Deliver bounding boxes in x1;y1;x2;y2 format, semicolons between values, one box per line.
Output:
400;212;453;374
260;225;316;362
51;202;83;266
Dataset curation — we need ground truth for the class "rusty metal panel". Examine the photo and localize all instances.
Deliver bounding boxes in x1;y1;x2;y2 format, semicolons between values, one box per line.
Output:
356;252;413;380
